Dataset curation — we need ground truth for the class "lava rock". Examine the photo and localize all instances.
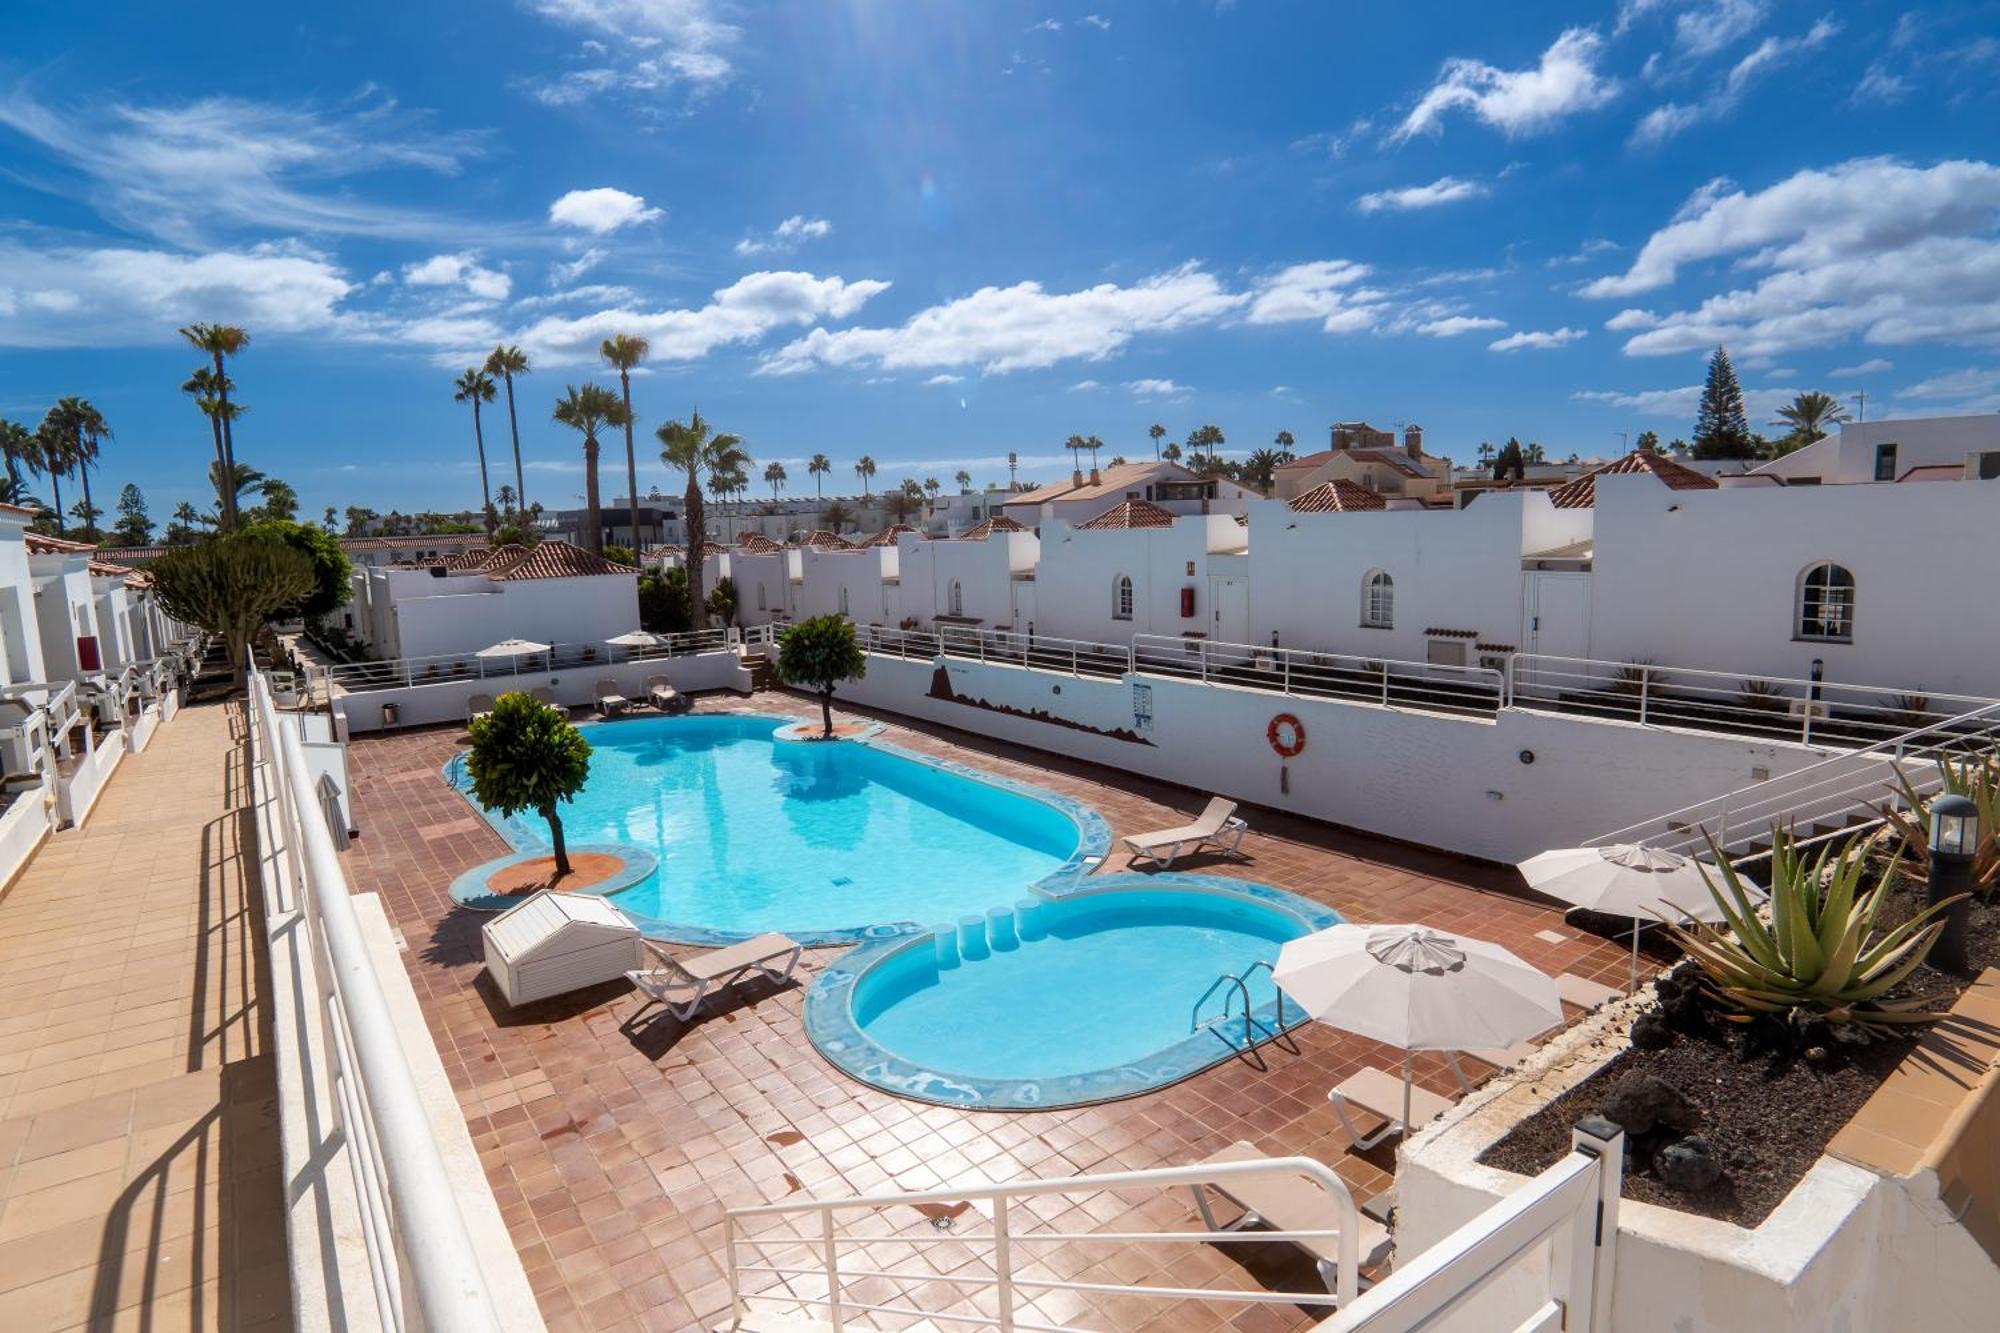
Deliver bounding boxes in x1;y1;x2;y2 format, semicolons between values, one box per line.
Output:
1598;1071;1701;1136
1656;1135;1723;1193
1803;1044;1832;1067
1630;1009;1675;1051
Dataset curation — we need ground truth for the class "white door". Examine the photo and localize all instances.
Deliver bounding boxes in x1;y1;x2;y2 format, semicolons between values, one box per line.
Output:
1525;574;1592;661
1210;577;1249;646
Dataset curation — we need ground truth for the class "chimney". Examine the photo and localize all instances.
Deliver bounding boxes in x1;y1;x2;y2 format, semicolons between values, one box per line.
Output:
1405;424;1423;459
1088;465;1101;486
1331;423;1347;452
1071;467;1085;486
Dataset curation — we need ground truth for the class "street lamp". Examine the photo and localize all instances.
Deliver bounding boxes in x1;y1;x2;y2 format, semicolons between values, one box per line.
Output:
1928;793;1979;972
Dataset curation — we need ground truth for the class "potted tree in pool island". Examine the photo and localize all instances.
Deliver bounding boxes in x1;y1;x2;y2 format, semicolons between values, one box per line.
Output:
777;614;867;739
465;692;593;881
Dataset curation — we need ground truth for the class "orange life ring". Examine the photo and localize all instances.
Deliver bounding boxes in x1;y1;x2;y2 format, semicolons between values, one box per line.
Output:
1267;712;1306;758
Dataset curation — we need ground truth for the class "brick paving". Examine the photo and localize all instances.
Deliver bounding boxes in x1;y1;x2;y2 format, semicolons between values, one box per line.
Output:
343;687;1639;1332
0;702;291;1333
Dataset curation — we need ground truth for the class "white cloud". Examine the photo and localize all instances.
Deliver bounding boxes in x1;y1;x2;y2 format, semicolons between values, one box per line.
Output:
1068;379;1102;391
1244;260;1386;334
1355;175;1488;214
0;240;353;347
0;89;488;248
1671;0;1768;60
1605;308;1659;330
1418;315;1508;337
1393;28;1619;141
924;373;964;385
1027;18;1062;32
734;215;833;257
1827;357;1892;377
515;269;889;367
549;247;608;286
1851;62;1910;106
548;187;664;234
1629;18;1840;147
1548;238;1621;268
1573;381;1800;420
403;252;511;301
1899;367;2000;400
1581;157;2000;359
518;0;739;103
1125;378;1190;398
510;282;639;311
764;261;1259;376
1490;327;1586;351
1080;14;1110;30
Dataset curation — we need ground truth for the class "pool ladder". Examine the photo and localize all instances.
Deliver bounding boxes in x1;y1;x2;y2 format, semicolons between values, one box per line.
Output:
1191;959;1287;1052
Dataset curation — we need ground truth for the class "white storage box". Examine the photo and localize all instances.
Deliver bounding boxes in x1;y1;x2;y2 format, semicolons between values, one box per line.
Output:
482;890;643;1006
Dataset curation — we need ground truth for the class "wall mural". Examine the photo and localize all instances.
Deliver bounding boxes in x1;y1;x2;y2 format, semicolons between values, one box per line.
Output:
927;664;1155;745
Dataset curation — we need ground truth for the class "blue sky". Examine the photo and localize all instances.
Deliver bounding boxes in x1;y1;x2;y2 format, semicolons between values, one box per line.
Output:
4;1;1999;521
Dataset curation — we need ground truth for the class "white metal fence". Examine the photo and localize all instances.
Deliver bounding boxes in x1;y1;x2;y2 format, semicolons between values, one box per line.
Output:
247;659;504;1333
1132;635;1507;717
319;625;774;697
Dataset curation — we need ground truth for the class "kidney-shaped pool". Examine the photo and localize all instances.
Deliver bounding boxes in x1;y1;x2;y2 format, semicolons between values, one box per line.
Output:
807;876;1343;1109
446;712;1109;945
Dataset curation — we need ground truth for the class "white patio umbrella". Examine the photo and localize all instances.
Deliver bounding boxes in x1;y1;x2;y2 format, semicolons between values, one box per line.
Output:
1274;924;1563;1134
1517;844;1757;990
605;630;673;649
474;637;551;658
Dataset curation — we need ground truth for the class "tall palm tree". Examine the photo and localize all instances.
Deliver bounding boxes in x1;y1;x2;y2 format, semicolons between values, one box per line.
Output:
1274;428;1295;459
1084;435;1104;474
854;454;876;498
45;398;109;540
209;461;266;522
180;367;234;495
453;368;499;535
658;409;749;628
764;460;788;500
808;453;831;501
600;335;648;552
485;345;532;514
552;384;630;555
0;419;34;497
923;476;940;501
1243;447;1287;490
1774;390;1850;445
29;410;76;536
178;324;249;528
1148;422;1166;459
954;468;972;492
1063;434;1088;475
1162;441;1182;463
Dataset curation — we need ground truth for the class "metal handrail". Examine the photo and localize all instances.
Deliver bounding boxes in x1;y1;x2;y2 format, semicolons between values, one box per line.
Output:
1133;633;1507;716
321;629;738;694
723;1153;1367;1328
1191;960;1288;1051
248;657;503;1333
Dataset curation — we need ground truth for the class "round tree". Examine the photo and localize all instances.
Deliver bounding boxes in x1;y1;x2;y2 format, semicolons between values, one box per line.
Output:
244;519;353;623
464;692;593;879
148;532;316;689
776;614;867;738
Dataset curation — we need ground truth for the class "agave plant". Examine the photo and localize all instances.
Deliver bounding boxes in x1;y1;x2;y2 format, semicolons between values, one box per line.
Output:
1876;754;2000;895
1662;827;1959;1033
1735;677;1789;714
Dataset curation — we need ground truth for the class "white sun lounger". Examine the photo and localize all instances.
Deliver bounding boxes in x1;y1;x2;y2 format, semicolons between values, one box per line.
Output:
1557;973;1620;1012
467;693;496;723
1121;796;1248;869
645;675;687;713
622;932;804;1025
1188;1140;1390;1294
595;679;631;716
1327;1067;1455;1151
530;686;562;710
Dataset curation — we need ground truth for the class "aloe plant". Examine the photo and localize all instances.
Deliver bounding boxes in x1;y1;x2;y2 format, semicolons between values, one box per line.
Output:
1662;828;1959;1032
1877;754;2000;896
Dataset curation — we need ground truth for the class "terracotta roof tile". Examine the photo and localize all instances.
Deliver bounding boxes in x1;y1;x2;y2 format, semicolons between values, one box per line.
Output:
1077;498;1178;530
734;533;783;553
24;532;97;555
795;530;855;550
483;540;638;581
957;514;1026;540
1548;450;1718;509
1007;461;1195;507
1287;479;1387;513
860;524;919;548
440;546;494;570
340;533;486;551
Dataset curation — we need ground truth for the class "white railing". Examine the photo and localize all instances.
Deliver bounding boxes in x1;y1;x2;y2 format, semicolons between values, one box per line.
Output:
247;658;504;1333
1512;654;1998;750
856;623;1133;678
723;1155;1368;1328
1589;699;2000;862
321;629;737;696
1134;634;1507;717
1325;1119;1624;1333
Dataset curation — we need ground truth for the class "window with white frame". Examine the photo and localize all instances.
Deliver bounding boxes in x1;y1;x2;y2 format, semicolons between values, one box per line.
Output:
948;579;964;616
1797;562;1855;641
1112;574;1135;620
1361;569;1394;628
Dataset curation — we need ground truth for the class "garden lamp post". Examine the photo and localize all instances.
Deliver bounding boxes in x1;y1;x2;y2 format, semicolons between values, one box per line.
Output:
1928;793;1979;973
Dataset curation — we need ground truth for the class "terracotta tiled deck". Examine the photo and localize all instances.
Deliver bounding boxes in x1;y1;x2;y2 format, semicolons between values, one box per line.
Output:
0;702;291;1332
343;688;1638;1332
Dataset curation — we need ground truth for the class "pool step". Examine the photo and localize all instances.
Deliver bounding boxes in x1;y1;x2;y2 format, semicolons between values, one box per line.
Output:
740;651;777;691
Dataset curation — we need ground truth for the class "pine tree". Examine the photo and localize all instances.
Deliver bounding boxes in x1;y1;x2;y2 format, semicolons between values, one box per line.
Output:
111;483;153;545
1692;346;1755;459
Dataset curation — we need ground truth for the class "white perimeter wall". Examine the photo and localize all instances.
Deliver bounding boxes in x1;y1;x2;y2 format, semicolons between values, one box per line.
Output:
387;576;641;661
334;648;750;734
830;653;1830;863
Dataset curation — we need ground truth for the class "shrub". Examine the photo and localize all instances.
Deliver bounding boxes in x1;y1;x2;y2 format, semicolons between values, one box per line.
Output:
638;567;692;634
464;693;592;878
1662;827;1960;1034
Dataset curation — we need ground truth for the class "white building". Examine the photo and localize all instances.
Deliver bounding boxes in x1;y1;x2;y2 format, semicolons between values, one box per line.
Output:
348;541;641;660
1751;413;2000;486
1002;461;1261;531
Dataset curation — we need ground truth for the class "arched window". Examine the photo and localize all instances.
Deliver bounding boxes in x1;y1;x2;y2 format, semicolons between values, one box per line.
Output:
1362;570;1394;629
1797;562;1855;641
947;579;964;617
838;585;850;617
1112;574;1135;621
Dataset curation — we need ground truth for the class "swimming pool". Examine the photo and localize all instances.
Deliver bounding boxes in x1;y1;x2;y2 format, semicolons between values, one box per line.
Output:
808;876;1342;1108
445;712;1109;945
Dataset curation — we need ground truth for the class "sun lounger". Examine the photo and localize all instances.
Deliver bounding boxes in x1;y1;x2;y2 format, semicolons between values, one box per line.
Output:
1557;973;1620;1012
1121;796;1248;869
1443;1038;1547;1093
467;693;496;723
645;675;688;713
595;679;631;716
1188;1140;1390;1294
1327;1067;1455;1151
530;687;561;710
622;932;804;1025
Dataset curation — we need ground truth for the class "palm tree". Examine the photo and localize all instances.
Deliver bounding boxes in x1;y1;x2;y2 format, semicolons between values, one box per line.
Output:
954;468;972;492
658;409;749;628
853;455;876;498
167;501;202;544
1148;423;1166;459
764;460;788;500
923;476;940;501
178;324;249;529
1774;390;1850;446
180;367;234;498
0;419;34;499
1162;441;1182;463
1243;447;1288;490
808;452;832;502
29;411;76;536
209;461;266;522
1063;433;1088;475
453;368;499;534
552;384;630;555
600;335;649;551
1274;428;1295;459
821;499;854;533
51;398;109;540
1084;435;1104;475
485;345;532;514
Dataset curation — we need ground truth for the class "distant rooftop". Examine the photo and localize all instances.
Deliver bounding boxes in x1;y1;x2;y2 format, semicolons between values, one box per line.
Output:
1547;450;1718;509
1287;479;1388;513
1076;498;1178;530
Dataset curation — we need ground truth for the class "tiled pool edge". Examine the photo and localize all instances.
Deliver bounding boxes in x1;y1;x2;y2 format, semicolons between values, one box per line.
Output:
804;873;1343;1111
439;710;1114;948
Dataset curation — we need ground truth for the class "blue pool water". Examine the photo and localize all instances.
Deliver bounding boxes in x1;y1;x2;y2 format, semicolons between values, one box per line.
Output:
842;886;1311;1092
450;713;1085;941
